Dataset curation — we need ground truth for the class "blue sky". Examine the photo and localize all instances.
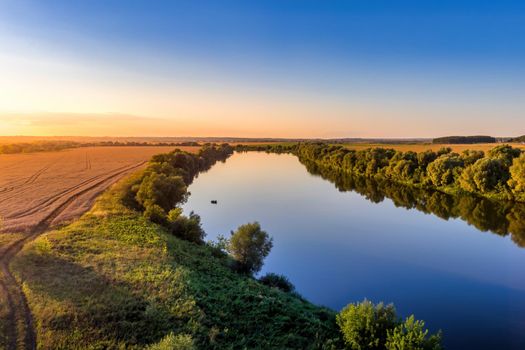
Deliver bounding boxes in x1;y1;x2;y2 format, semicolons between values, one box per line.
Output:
0;0;524;137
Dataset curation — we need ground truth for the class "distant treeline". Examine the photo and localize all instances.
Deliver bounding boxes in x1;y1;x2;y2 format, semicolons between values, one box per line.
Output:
83;141;201;147
510;135;525;143
432;135;496;144
236;143;525;203
0;140;202;155
0;141;82;154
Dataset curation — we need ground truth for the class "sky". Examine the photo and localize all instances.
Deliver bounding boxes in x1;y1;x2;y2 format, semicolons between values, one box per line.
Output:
0;0;524;138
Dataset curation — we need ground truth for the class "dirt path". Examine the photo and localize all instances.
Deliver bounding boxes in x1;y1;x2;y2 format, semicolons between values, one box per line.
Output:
0;161;147;349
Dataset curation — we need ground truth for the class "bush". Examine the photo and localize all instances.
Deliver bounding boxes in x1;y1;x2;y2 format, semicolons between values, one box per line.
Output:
385;316;442;350
147;333;195;350
336;300;443;350
227;222;273;275
259;273;295;293
168;211;206;244
143;204;168;224
336;300;397;350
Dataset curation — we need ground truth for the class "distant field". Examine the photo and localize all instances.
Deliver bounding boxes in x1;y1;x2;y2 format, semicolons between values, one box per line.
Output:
340;143;525;153
0;146;199;233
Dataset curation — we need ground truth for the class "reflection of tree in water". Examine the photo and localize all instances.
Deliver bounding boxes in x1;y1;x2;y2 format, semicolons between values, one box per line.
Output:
301;159;525;248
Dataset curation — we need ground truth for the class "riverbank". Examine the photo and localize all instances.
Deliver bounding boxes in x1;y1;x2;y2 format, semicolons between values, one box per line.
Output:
7;147;340;349
10;181;338;348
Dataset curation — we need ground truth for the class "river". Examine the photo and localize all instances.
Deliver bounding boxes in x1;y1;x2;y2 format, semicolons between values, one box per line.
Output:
183;151;525;350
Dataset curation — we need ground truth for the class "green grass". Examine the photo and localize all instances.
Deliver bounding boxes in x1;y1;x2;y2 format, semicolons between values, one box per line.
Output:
11;180;339;349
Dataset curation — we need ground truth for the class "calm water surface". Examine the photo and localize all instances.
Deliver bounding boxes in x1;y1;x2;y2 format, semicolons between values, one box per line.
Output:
183;152;525;350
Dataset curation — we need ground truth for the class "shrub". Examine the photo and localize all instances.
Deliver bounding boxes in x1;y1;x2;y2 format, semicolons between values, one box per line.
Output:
227;222;273;275
147;333;195;350
336;300;443;350
143;204;168;224
385;316;442;350
336;300;397;350
259;273;295;293
169;211;206;244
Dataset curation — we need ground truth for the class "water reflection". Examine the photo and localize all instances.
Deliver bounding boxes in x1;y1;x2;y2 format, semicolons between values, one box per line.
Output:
301;159;525;248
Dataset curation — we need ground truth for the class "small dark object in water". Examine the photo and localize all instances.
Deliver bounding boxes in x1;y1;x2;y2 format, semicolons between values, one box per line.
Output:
211;200;218;204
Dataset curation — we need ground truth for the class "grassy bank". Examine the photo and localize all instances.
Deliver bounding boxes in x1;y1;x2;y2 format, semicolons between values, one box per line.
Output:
10;151;339;349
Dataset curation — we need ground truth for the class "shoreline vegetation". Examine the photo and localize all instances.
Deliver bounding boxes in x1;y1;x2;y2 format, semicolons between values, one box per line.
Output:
236;143;525;204
10;144;442;349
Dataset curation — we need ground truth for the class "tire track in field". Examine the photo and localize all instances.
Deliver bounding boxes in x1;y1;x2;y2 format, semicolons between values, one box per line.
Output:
0;161;146;350
0;161;56;196
84;153;92;171
6;162;144;220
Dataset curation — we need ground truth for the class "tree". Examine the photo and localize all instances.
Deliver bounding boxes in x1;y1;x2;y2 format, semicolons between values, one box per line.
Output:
135;173;188;213
488;144;521;166
385;316;442;350
508;154;525;201
460;150;484;166
417;150;438;169
426;154;464;187
458;158;509;194
227;222;273;275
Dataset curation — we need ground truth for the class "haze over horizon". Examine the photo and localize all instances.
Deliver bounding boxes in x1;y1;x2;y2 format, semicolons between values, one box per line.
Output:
1;1;524;138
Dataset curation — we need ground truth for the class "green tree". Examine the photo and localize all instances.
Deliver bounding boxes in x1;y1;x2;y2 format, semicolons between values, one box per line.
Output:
488;144;521;166
385;316;442;350
460;150;484;166
508;154;525;200
336;300;397;350
168;211;206;244
417;150;438;169
227;222;273;275
458;158;509;194
427;154;464;187
135;173;188;213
